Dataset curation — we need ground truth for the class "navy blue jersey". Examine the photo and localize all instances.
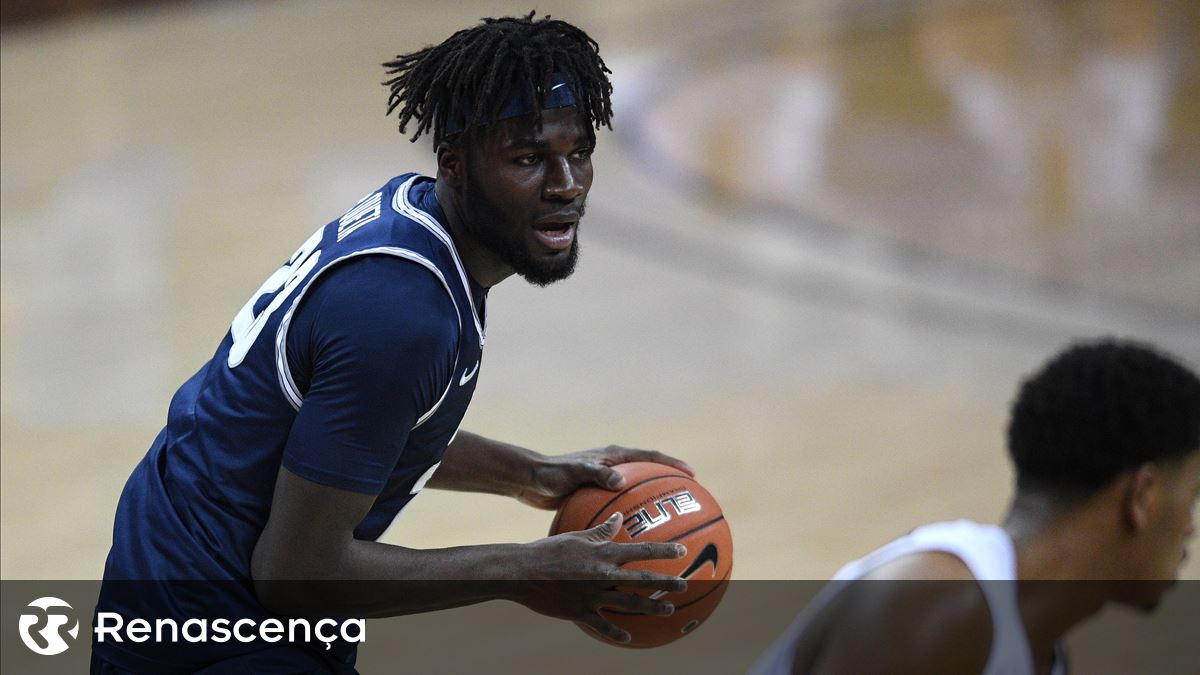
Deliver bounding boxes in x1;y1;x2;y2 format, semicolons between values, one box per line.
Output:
96;174;486;672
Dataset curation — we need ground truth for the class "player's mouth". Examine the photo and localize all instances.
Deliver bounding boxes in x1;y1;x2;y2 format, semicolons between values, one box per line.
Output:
532;218;577;252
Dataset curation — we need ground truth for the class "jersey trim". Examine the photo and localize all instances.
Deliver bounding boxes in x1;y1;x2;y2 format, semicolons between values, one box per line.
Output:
413;353;458;430
273;247;462;415
391;176;487;347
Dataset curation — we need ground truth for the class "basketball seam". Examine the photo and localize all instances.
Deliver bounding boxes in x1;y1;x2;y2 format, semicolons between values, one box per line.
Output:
667;515;726;543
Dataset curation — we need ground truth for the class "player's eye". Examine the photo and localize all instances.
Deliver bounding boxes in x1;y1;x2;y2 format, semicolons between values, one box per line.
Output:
572;147;594;159
515;154;540;166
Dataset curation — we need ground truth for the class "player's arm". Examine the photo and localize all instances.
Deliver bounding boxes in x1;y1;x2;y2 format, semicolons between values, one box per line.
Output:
252;465;686;632
801;553;992;675
249;258;684;639
427;432;696;510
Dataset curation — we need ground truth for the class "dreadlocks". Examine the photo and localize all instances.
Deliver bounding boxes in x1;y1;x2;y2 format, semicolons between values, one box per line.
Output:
382;11;613;145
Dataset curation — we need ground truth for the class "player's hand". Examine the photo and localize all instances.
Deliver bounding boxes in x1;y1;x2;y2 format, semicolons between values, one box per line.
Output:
514;445;696;510
514;512;688;643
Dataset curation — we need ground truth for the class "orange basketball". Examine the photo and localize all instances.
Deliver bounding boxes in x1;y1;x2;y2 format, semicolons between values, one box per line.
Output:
549;462;733;648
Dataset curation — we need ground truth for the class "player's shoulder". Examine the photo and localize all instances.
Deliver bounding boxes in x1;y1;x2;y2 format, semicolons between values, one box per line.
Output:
816;554;992;674
862;550;978;580
856;551;990;642
316;254;457;321
295;254;460;366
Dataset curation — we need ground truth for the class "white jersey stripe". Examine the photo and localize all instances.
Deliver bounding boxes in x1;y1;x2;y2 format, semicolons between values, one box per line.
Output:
414;361;457;430
391;176;486;347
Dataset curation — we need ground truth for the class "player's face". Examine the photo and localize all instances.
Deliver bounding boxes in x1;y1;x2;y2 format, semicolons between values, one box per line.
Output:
1119;449;1200;610
460;106;594;286
1151;451;1200;576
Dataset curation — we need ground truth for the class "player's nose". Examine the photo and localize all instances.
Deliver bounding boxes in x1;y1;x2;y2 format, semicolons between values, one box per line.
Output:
543;157;584;202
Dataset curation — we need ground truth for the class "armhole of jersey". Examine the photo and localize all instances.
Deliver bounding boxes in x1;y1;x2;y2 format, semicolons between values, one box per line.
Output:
273;247;463;412
830;523;1017;675
413;351;458;429
755;524;1010;675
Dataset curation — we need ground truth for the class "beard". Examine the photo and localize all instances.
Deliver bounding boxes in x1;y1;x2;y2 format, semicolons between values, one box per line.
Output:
461;168;581;287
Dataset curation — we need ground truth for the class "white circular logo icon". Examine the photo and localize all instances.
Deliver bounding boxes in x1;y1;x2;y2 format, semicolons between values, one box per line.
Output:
18;597;79;655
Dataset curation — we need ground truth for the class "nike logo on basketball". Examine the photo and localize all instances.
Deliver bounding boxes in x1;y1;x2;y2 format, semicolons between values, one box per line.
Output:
651;543;719;599
459;361;479;386
679;543;719;579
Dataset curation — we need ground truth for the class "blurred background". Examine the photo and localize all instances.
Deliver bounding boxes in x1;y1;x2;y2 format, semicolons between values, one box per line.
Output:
2;0;1198;664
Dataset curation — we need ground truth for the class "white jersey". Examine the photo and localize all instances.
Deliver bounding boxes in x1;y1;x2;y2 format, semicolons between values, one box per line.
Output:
749;520;1066;675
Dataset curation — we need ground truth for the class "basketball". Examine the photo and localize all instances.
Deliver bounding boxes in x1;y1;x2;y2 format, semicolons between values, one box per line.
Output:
549;462;733;648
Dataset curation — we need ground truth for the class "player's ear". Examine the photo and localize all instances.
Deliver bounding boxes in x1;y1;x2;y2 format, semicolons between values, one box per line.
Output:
436;139;466;189
1122;464;1160;532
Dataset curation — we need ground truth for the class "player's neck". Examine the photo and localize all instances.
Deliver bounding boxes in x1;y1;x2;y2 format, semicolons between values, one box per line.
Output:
1015;581;1105;664
1003;492;1119;579
1003;494;1111;653
434;179;514;288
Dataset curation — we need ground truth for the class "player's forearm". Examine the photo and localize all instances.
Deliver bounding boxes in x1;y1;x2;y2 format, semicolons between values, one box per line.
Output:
424;430;542;497
252;538;533;618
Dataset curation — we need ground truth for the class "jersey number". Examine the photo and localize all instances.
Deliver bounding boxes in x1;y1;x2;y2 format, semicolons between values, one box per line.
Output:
227;228;323;368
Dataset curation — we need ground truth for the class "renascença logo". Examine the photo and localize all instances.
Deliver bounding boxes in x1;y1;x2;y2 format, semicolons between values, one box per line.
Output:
18;597;79;655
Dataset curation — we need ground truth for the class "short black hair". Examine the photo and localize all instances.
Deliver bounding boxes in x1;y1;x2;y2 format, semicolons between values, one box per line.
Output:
1007;338;1200;499
382;11;613;146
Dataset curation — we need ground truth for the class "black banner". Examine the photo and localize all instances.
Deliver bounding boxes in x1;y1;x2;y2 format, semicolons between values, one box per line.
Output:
2;581;1196;673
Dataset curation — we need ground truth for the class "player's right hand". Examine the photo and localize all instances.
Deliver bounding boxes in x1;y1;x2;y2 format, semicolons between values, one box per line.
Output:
513;512;688;643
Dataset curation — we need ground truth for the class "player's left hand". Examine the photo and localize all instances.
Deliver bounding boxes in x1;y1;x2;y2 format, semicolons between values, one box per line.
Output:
515;445;695;510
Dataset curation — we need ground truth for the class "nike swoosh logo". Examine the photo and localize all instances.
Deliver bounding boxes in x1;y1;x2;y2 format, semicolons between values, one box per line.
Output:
651;543;719;599
550;82;567;91
459;361;479;386
680;543;719;579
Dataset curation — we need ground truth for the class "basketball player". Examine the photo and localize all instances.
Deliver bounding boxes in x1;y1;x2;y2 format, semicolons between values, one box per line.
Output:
751;339;1200;675
94;14;692;674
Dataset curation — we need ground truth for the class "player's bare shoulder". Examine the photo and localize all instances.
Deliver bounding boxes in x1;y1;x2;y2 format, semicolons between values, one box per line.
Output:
863;550;976;580
804;553;992;675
